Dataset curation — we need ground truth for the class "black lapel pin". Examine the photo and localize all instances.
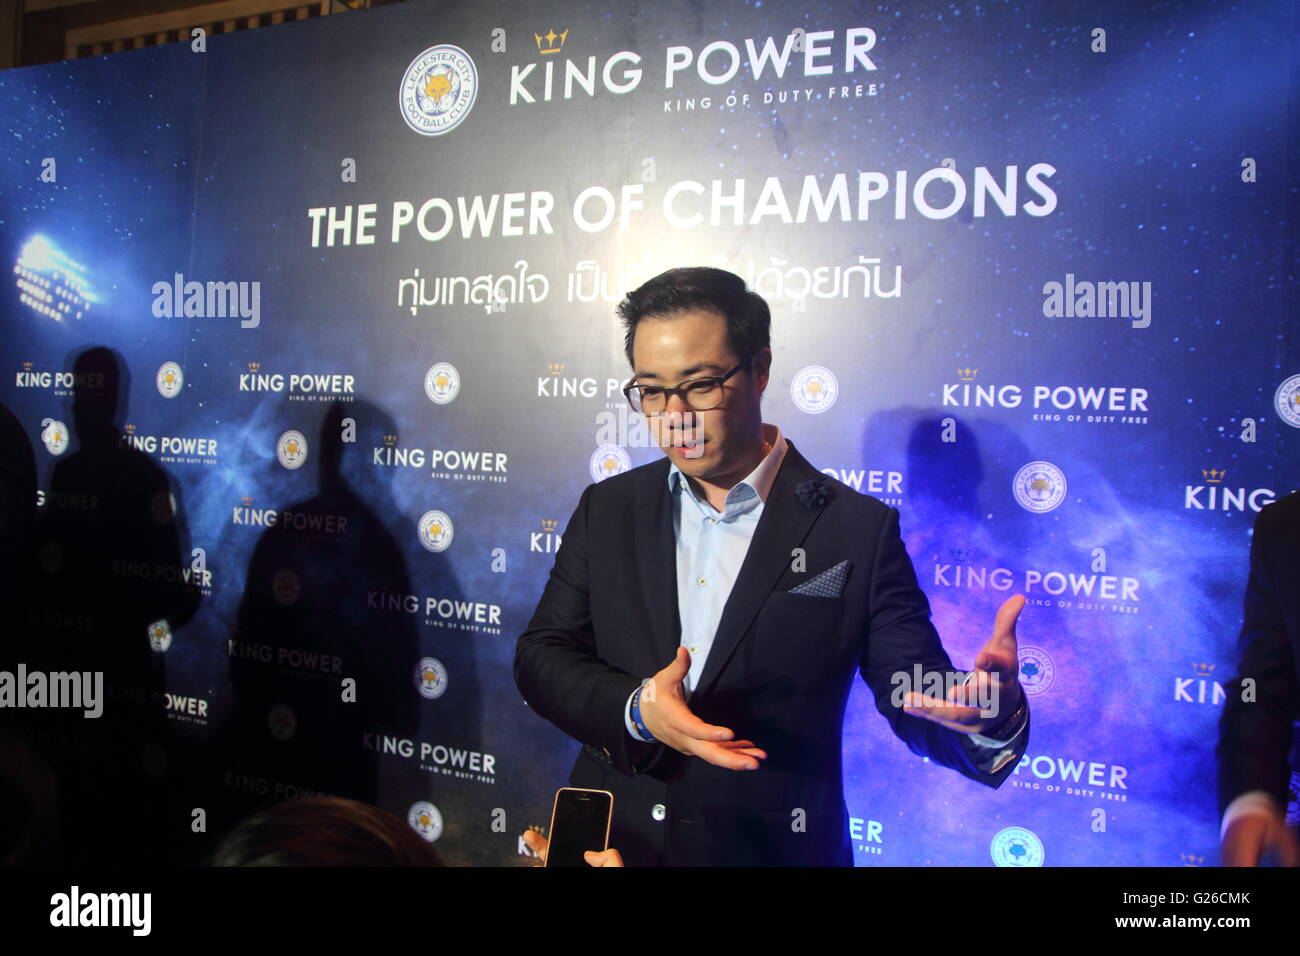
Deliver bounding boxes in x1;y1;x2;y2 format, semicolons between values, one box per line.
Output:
794;477;829;509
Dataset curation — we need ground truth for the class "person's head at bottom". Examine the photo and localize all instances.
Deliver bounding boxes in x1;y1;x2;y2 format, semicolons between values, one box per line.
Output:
211;796;444;867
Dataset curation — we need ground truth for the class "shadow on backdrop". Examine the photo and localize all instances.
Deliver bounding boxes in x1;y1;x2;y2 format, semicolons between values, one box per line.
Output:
213;397;481;856
23;347;201;864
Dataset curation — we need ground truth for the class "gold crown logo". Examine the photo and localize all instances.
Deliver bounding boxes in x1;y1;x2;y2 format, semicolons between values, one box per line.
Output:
957;367;978;381
1179;853;1204;867
548;362;565;375
124;423;136;434
248;361;260;372
1202;468;1226;483
541;519;558;532
22;361;33;370
242;496;253;507
949;548;968;562
1192;662;1216;677
384;435;398;446
534;28;569;54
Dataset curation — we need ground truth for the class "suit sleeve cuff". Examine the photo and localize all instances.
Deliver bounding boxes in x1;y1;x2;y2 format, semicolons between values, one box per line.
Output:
968;704;1029;749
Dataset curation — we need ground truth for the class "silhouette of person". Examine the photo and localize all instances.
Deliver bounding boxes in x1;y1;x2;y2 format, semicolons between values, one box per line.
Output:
30;346;199;864
221;400;426;829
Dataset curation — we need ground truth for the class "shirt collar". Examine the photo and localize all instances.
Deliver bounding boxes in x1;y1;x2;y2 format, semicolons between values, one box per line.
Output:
667;422;788;506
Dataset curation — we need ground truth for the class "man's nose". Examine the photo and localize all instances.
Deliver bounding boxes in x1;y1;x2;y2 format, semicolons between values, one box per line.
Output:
668;391;691;412
664;394;696;427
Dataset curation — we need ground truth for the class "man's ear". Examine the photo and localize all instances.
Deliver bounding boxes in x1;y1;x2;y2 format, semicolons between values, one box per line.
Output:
751;347;772;394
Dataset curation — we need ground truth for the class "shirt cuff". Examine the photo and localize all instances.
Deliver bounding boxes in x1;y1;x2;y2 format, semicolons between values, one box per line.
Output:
1220;790;1284;841
625;686;651;742
967;706;1028;749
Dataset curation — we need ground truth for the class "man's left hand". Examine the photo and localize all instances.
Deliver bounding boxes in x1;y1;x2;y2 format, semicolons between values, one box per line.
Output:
521;829;625;867
902;594;1025;734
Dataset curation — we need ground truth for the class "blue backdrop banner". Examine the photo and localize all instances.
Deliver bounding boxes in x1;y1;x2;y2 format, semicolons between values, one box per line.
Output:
0;0;1296;866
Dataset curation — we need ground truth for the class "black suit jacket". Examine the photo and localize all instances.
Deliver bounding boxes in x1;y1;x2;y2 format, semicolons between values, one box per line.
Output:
1216;490;1300;817
515;439;1029;866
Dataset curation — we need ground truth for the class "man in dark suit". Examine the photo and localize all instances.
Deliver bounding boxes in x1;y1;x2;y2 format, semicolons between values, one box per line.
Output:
515;267;1030;866
1217;490;1300;866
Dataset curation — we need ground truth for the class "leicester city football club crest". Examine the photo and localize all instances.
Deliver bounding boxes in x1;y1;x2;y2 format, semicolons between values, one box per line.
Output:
399;45;478;136
417;509;454;552
990;826;1045;867
156;361;183;398
142;743;168;778
424;362;461;404
39;541;61;573
590;443;631;482
277;429;308;470
151;489;177;524
408;801;444;841
41;417;69;455
272;567;301;606
1017;645;1055;696
1275;373;1300;428
415;657;448;699
791;365;839;414
268;704;297;742
1013;460;1067;513
147;619;172;653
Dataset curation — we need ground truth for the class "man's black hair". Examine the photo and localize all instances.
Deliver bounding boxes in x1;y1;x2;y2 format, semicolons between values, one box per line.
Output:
617;267;770;370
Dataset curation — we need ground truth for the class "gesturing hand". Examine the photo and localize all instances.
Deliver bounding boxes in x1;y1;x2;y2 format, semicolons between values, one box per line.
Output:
639;646;767;770
903;594;1026;735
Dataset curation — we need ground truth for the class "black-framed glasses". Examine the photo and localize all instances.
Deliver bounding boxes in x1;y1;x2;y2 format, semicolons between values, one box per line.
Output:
622;359;750;416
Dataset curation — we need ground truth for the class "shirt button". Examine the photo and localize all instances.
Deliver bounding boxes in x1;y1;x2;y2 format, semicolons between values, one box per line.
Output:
689;644;699;654
651;803;666;822
697;576;706;587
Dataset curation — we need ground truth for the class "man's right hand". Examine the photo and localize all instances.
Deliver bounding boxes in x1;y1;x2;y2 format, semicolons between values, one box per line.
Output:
639;646;766;770
1221;809;1300;866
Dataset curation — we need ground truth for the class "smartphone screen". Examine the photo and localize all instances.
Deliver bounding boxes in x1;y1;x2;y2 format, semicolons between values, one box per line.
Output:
544;787;613;867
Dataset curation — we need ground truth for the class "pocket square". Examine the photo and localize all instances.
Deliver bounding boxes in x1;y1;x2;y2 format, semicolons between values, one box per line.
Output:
788;559;852;597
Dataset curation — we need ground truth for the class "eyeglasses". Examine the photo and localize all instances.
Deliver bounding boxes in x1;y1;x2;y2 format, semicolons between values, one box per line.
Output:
622;359;750;416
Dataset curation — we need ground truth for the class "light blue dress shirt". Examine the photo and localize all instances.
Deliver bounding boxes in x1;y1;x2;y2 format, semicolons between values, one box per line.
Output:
623;422;786;740
623;423;1026;754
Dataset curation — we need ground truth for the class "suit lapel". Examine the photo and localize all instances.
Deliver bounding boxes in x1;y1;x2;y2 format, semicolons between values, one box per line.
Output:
633;440;831;691
692;439;827;699
634;457;684;667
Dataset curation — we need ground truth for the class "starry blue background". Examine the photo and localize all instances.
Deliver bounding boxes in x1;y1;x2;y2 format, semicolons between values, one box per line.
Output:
1;0;1296;866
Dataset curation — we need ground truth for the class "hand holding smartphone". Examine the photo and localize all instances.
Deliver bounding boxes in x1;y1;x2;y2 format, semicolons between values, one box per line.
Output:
543;787;613;867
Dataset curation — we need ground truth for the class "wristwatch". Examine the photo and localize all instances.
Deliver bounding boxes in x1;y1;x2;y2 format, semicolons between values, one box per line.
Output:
974;694;1028;745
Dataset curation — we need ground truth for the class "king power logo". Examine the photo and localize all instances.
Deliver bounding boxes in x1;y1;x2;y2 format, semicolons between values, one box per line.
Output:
508;25;881;105
1184;469;1275;513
